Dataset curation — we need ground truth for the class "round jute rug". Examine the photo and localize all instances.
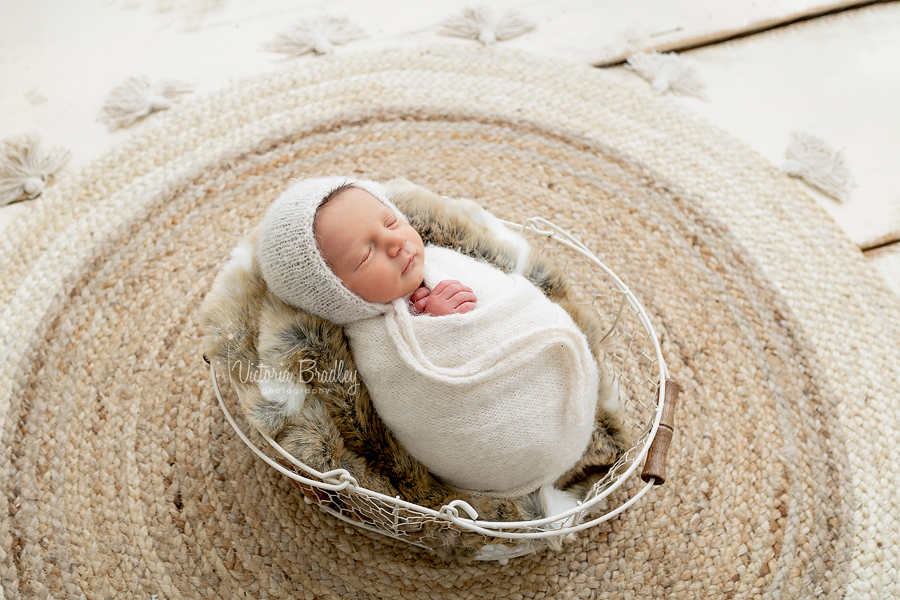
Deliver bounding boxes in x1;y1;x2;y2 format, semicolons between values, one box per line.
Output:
2;47;899;600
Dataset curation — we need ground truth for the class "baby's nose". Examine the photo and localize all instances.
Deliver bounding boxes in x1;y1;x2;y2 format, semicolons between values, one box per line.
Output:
388;232;407;255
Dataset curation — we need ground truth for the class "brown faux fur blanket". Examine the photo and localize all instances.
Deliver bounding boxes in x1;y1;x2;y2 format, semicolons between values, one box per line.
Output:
200;178;629;560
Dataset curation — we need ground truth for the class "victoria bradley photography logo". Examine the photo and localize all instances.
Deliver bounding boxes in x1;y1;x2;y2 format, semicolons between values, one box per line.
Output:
230;359;359;396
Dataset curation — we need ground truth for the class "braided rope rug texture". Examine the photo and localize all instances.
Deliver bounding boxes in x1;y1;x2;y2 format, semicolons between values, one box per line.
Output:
2;47;899;599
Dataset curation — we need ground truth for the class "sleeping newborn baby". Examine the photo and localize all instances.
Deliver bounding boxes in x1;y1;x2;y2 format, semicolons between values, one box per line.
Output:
258;176;602;497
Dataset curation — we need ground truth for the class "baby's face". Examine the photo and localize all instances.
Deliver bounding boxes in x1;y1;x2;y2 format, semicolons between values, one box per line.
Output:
315;186;425;303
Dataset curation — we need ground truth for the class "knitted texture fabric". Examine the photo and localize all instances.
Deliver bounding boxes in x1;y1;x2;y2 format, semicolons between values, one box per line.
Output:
257;176;406;325
346;245;600;497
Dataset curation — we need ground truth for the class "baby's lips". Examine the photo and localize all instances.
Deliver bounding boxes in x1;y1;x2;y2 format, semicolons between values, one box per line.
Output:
401;250;417;275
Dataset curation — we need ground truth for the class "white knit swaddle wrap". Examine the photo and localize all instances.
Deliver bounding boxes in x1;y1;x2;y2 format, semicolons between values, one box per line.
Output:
346;246;599;497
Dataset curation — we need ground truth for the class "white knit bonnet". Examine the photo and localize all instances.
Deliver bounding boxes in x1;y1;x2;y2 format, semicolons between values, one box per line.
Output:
258;176;407;325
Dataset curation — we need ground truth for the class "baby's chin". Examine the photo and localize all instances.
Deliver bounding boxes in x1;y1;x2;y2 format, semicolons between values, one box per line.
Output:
401;268;425;298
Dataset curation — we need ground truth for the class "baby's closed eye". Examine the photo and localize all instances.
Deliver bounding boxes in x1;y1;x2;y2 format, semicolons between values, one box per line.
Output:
358;245;374;268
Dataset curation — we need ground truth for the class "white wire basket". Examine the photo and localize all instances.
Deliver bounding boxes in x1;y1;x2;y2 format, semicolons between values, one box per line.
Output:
209;216;677;564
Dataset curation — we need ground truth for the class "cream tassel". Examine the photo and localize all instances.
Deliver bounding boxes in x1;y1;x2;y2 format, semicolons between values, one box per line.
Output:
0;133;71;206
782;131;853;202
626;52;706;98
102;76;194;129
263;16;365;57
439;7;535;45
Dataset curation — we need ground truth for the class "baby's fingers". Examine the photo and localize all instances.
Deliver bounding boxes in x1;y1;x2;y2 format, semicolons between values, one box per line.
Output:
455;301;476;314
431;279;474;300
410;286;430;303
432;279;473;297
450;291;477;307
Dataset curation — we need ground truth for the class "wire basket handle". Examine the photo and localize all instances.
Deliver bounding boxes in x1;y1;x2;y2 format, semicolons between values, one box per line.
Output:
640;379;681;485
522;217;591;254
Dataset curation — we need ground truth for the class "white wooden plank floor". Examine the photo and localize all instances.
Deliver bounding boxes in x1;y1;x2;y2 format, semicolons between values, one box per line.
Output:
665;1;900;249
1;0;898;292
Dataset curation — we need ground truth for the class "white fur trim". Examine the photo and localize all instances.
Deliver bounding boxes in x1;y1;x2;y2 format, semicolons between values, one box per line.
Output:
477;543;515;564
478;207;532;275
258;379;310;417
452;197;531;275
539;485;580;529
227;242;254;275
600;377;624;424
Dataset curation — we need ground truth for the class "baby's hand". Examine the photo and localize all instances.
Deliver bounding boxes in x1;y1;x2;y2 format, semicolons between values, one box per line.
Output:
411;280;477;316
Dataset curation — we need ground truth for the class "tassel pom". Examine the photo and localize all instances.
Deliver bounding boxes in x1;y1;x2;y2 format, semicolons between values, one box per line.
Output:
102;76;194;129
439;7;535;45
264;16;366;57
626;52;706;98
782;131;853;202
0;133;71;206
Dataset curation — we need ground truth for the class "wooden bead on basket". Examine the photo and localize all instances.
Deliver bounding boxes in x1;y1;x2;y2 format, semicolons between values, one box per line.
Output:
640;379;681;485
